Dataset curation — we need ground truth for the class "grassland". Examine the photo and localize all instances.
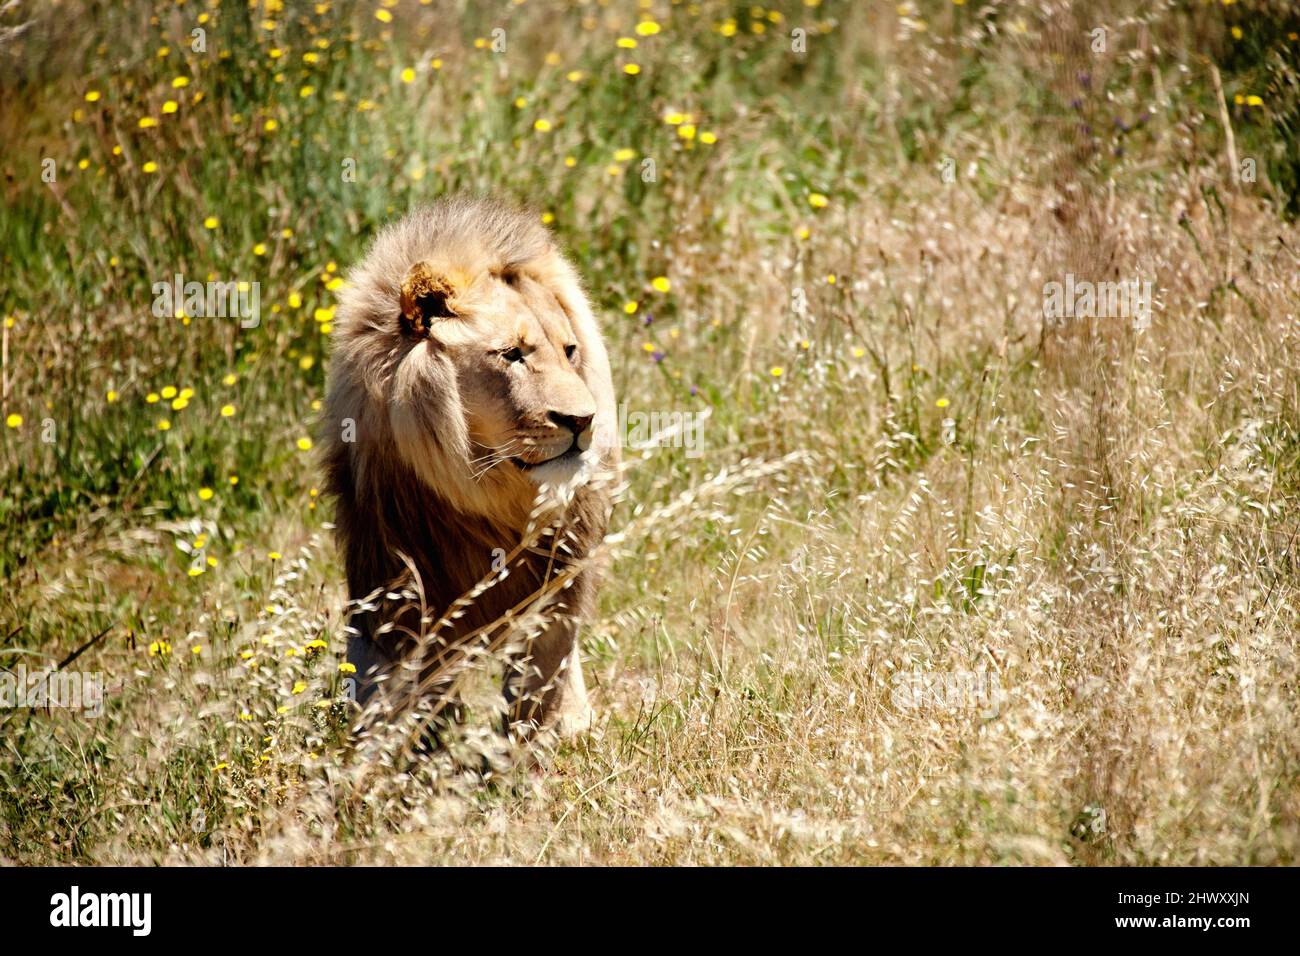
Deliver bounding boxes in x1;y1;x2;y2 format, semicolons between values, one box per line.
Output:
1;0;1298;865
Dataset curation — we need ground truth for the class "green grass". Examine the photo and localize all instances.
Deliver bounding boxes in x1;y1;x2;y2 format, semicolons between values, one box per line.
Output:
1;0;1298;865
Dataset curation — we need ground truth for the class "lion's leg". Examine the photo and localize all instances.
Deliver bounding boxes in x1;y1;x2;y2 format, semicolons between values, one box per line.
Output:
346;632;392;710
557;642;592;733
503;621;591;741
349;629;470;753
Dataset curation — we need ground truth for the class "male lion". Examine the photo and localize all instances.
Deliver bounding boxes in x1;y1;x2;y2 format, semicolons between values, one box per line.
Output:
320;197;618;743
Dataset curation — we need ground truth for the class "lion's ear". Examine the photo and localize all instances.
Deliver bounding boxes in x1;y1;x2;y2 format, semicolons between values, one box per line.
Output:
399;261;457;336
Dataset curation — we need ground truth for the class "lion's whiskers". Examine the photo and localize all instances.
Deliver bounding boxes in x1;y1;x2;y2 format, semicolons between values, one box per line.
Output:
469;437;527;480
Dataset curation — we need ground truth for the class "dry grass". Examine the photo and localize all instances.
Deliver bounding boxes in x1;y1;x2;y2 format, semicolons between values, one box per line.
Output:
1;0;1297;865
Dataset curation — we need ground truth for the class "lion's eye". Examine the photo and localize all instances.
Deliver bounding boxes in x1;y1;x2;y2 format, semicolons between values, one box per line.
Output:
502;347;525;364
564;344;578;363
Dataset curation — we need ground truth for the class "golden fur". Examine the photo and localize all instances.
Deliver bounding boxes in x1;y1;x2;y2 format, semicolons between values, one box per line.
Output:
320;196;618;738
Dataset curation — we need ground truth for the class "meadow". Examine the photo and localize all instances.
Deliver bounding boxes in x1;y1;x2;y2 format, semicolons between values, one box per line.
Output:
1;0;1298;865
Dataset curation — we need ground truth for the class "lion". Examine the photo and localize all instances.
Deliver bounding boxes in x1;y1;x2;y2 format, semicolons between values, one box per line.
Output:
320;196;618;744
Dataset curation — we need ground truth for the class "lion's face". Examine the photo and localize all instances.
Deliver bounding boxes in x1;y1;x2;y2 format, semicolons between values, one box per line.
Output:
393;260;601;497
437;272;597;487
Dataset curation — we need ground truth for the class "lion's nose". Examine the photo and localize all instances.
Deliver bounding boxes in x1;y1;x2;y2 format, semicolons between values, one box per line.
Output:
548;411;594;436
